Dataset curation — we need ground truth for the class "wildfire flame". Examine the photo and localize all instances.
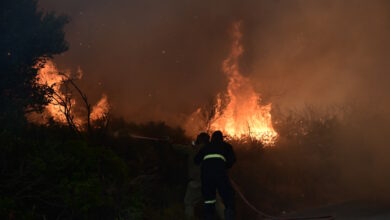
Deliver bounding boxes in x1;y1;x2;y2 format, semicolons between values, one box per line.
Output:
35;60;74;124
90;94;109;121
29;60;109;128
190;22;278;145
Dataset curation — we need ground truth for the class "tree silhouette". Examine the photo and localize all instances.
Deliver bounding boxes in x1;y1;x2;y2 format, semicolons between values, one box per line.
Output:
0;0;68;129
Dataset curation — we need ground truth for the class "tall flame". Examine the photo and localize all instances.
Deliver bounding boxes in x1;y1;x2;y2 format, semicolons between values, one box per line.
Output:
210;22;278;145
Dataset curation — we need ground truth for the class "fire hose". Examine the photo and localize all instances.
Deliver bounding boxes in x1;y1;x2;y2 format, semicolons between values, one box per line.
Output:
129;134;170;142
129;134;334;220
229;177;334;220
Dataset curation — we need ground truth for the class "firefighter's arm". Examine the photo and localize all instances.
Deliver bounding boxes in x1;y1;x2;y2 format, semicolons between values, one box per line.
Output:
193;147;204;166
226;144;236;169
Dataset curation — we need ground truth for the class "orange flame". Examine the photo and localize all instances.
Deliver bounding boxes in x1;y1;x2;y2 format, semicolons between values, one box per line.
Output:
90;94;110;121
35;60;73;124
30;60;109;128
193;22;278;145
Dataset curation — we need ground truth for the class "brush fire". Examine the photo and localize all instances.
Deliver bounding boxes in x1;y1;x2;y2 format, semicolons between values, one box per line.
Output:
27;60;110;129
188;22;278;145
5;1;390;219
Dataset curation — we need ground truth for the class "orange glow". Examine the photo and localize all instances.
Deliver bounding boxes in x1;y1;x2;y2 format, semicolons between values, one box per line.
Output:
36;60;74;124
90;94;110;121
30;60;109;128
202;22;278;145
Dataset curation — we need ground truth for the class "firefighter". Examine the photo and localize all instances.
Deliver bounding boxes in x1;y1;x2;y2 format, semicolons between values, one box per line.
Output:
194;130;236;220
173;132;210;219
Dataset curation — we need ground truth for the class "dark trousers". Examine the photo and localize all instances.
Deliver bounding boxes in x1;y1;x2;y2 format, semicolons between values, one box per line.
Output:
202;173;235;220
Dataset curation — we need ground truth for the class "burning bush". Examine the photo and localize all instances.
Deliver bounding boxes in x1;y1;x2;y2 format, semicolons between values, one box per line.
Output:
186;22;278;146
228;106;344;217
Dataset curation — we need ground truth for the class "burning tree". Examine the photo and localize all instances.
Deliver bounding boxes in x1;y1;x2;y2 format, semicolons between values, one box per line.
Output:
0;0;68;128
28;60;110;135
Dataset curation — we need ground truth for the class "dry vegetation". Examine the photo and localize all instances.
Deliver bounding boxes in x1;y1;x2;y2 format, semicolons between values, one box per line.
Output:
229;104;390;218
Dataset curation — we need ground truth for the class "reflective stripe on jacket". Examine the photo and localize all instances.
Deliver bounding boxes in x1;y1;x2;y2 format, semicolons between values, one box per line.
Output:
194;141;236;169
203;154;226;162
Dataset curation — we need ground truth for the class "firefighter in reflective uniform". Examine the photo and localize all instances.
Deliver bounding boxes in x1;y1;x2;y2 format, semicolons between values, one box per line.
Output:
194;131;236;220
173;132;225;219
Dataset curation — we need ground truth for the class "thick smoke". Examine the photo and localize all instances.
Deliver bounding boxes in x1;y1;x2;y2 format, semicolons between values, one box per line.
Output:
38;0;390;123
39;0;390;207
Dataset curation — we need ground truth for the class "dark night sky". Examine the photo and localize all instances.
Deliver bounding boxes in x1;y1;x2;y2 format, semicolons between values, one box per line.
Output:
38;0;390;125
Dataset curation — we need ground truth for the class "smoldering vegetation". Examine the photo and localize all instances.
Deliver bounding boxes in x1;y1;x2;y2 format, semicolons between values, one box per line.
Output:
230;103;390;218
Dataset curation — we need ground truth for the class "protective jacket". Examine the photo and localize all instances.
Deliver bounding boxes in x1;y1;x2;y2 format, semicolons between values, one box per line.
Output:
194;141;236;220
194;141;236;170
174;143;227;219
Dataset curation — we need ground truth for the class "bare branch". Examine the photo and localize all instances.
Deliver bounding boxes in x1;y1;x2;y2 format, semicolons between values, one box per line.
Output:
68;79;92;134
